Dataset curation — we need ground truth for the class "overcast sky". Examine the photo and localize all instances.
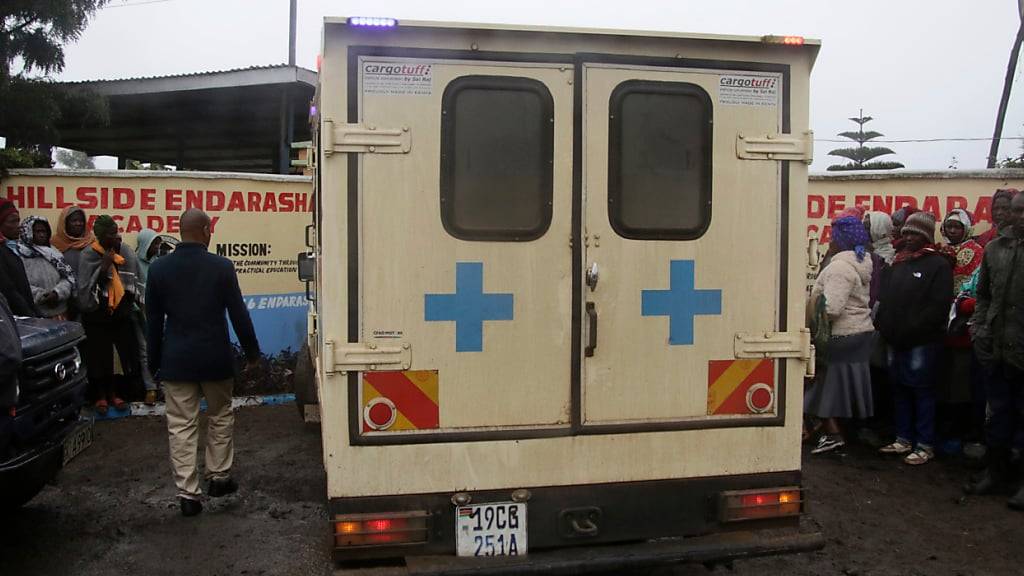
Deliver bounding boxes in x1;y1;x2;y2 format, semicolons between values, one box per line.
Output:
51;0;1024;171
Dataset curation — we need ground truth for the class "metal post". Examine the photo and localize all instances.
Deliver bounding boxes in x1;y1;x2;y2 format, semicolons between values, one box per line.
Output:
288;0;297;67
988;14;1024;167
278;87;289;174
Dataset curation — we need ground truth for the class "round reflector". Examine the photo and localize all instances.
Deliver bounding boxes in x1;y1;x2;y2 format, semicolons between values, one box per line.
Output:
364;397;397;430
746;383;774;414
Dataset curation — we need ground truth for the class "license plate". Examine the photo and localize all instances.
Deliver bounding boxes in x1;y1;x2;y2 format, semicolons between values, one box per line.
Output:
62;421;93;466
456;502;527;557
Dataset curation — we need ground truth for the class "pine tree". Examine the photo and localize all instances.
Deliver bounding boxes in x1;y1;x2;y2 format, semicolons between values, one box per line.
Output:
827;110;905;171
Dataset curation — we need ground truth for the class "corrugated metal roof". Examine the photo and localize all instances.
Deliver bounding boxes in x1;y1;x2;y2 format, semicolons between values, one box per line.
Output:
59;64;316;85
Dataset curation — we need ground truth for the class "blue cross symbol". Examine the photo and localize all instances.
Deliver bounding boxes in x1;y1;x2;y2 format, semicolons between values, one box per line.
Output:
641;260;722;346
425;262;514;352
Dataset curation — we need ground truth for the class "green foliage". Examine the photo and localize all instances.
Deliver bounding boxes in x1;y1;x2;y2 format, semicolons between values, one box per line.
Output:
827;110;904;171
997;133;1024;168
998;155;1024;169
837;130;884;144
828;146;899;164
0;1;109;175
1;0;109;80
125;159;170;171
827;161;906;171
0;146;52;169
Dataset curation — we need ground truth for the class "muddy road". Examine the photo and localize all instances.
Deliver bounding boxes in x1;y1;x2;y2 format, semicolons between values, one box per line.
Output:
1;405;1021;576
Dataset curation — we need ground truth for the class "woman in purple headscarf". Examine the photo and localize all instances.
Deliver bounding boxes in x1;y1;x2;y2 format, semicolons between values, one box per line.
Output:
805;215;876;455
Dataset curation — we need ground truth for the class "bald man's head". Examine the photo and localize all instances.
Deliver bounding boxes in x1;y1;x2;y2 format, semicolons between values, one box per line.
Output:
180;208;212;246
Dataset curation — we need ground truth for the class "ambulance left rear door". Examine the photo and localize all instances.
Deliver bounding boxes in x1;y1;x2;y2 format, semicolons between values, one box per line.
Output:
348;54;576;443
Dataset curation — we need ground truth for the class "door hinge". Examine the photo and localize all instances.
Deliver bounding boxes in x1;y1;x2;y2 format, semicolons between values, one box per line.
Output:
324;340;412;374
736;130;813;163
734;329;815;377
322;119;411;156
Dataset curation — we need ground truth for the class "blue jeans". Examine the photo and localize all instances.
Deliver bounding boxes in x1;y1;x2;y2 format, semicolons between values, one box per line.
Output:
888;344;941;449
984;362;1024;450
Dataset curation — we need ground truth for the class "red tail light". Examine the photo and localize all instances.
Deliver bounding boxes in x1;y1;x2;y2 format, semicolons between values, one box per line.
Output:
333;512;429;548
719;487;804;522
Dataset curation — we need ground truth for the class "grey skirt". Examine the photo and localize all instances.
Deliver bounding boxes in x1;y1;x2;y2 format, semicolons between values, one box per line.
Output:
805;331;874;419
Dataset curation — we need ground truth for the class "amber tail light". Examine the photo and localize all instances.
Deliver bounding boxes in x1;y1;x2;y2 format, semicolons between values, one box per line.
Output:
334;511;429;548
718;487;804;523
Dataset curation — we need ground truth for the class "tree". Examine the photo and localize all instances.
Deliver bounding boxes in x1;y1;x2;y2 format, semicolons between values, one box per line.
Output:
827;110;905;171
55;148;94;169
0;1;110;174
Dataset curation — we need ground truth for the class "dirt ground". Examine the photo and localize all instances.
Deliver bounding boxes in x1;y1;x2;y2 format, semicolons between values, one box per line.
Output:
1;405;1022;576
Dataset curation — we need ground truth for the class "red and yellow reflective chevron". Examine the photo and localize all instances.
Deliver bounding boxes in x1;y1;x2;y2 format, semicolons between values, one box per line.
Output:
362;371;439;432
707;359;775;415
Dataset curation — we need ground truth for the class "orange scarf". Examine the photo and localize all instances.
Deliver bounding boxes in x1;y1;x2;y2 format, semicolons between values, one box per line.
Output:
53;206;95;252
91;241;126;313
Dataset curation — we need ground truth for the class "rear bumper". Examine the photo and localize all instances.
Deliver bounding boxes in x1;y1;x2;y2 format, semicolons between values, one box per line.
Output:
332;470;814;565
337;527;824;575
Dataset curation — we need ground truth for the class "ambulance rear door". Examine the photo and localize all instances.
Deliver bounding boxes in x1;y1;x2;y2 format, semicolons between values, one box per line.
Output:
348;53;575;442
580;60;796;430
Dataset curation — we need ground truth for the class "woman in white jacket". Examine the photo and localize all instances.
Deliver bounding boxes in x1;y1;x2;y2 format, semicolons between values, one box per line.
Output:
806;214;876;454
14;217;76;319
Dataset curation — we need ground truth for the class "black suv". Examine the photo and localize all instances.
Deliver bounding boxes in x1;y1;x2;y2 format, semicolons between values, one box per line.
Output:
0;318;91;509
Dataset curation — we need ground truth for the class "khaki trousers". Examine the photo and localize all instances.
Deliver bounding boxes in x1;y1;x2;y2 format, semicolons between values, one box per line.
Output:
164;379;234;498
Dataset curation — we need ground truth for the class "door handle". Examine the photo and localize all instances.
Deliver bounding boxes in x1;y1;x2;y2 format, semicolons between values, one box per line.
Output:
585;302;598;357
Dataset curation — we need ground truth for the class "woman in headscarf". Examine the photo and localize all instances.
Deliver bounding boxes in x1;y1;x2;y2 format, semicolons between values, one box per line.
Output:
77;215;140;414
942;209;984;295
891;206;921;240
52;206;94;274
805;214;876;455
865;212;895;265
14;216;76;319
0;198;40;317
975;188;1019;248
940;209;985;451
134;229;163;405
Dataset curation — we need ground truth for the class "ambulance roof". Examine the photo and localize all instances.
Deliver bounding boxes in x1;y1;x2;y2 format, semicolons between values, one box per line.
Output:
324;17;821;48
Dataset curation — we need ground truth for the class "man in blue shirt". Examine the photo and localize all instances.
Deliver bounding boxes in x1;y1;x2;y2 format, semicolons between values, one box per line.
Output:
147;208;260;517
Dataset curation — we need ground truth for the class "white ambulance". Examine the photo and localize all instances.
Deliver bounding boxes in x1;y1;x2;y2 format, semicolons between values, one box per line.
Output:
304;16;822;572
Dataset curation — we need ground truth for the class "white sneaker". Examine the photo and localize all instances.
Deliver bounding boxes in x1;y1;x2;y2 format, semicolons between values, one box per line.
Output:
811;434;845;455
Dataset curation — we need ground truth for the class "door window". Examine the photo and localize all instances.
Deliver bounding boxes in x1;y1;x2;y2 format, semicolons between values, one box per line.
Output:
608;80;713;240
440;75;554;241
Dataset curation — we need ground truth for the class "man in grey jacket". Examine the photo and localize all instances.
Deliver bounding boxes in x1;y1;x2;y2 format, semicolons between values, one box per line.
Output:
967;193;1024;509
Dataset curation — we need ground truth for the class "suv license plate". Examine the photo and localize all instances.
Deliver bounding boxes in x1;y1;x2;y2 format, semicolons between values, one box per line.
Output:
455;502;527;557
63;421;93;466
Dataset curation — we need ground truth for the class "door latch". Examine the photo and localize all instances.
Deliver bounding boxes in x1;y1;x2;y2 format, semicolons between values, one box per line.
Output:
586;262;599;291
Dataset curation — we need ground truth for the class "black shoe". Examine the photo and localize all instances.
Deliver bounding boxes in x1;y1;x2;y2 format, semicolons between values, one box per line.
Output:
180;497;203;517
964;446;1010;495
207;477;238;498
964;468;1005;495
1008;486;1024;511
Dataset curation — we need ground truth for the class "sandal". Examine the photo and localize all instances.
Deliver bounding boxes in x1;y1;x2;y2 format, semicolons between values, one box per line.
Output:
94;399;109;415
879;439;913;455
904;447;934;466
111;397;129;411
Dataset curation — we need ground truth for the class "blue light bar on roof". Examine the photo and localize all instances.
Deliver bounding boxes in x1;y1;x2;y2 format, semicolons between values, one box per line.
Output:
348;17;397;27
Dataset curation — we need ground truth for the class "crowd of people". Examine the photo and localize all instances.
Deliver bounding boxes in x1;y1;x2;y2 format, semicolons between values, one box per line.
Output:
805;188;1024;511
0;198;261;517
0;199;167;411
